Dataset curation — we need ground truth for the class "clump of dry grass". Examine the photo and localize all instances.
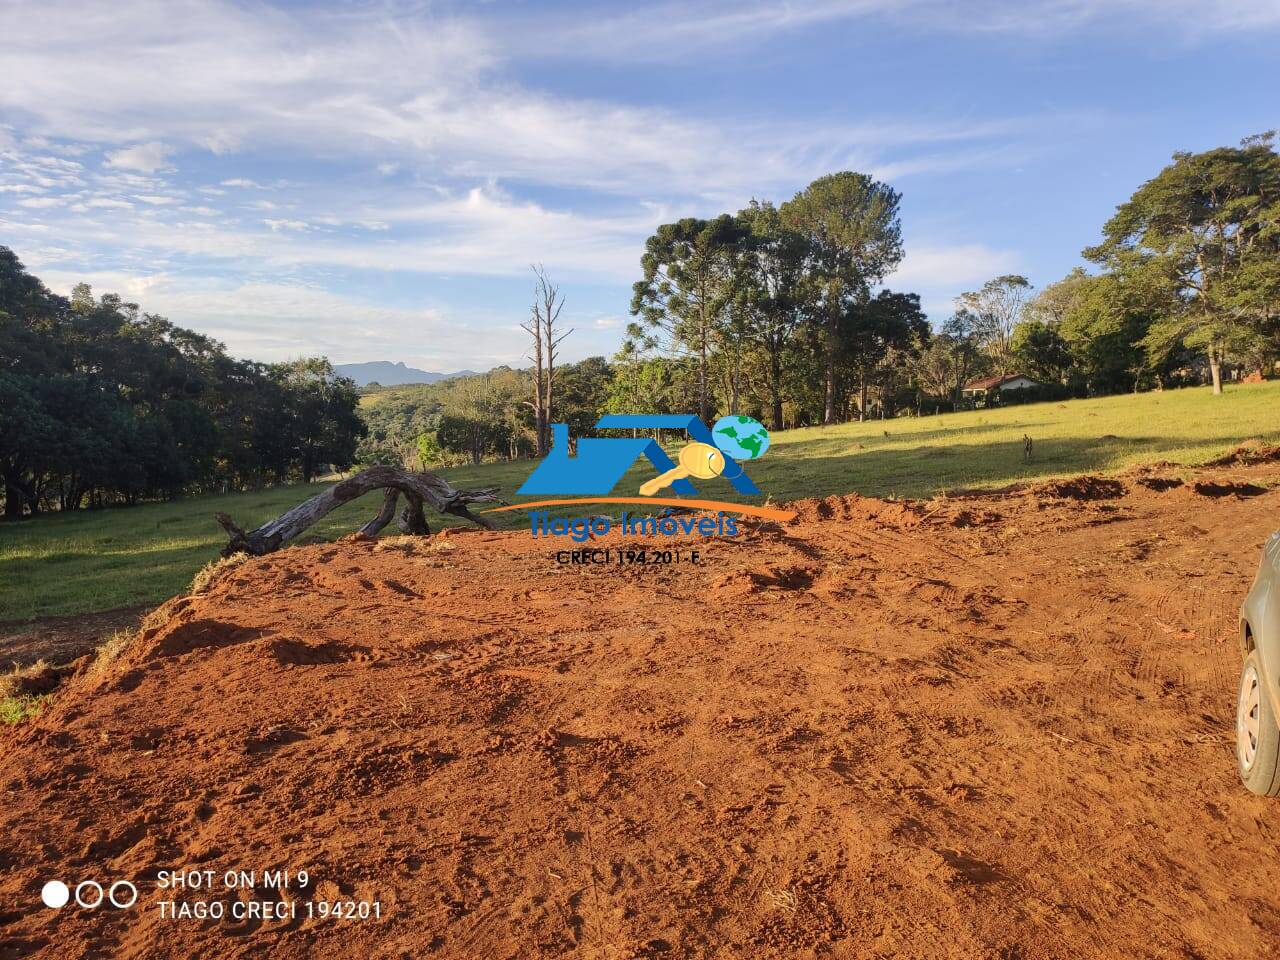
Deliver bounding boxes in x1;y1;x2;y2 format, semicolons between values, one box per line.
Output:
88;628;138;676
766;888;800;914
372;535;422;555
189;552;250;594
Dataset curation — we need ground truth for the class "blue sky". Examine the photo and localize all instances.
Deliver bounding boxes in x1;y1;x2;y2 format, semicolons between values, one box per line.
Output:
1;0;1277;373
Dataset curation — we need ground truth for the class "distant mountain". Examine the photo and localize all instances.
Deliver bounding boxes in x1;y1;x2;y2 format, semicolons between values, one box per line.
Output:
334;361;478;387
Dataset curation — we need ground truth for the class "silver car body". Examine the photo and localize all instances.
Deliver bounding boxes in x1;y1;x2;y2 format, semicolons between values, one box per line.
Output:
1241;531;1280;712
1239;529;1280;795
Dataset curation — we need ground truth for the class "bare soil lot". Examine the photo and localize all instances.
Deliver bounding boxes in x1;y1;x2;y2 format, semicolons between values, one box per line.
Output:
2;459;1279;959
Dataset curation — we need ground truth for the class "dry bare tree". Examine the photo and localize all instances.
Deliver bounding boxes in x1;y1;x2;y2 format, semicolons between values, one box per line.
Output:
954;275;1033;375
519;277;547;456
523;265;572;456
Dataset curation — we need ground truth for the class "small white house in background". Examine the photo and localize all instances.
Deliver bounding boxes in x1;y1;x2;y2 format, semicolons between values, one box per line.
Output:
961;373;1043;399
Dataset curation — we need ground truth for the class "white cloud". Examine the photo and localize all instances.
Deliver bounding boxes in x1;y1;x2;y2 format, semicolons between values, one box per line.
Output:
33;269;523;369
18;196;64;208
961;0;1280;33
86;196;134;209
104;141;173;172
4;160;661;278
0;1;494;166
888;243;1020;288
1;152;85;192
0;0;1180;368
0;0;1060;202
21;135;90;156
538;0;903;61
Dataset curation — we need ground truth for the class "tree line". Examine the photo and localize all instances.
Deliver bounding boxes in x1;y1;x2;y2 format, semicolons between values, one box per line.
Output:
623;172;925;429
612;137;1279;431
5;135;1276;508
365;136;1280;469
0;248;365;519
919;134;1280;403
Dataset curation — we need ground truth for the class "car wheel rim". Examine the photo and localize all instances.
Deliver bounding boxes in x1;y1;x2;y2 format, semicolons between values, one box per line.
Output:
1238;662;1262;772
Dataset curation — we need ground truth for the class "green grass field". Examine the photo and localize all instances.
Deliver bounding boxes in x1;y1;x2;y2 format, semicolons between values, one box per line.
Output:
3;381;1278;621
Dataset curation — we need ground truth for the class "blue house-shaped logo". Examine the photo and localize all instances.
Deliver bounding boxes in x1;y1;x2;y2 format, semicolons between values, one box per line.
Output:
517;415;762;496
517;423;696;496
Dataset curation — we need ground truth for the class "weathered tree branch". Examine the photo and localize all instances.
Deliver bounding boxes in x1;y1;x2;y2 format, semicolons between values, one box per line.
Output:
397;490;431;535
358;487;401;537
215;466;504;557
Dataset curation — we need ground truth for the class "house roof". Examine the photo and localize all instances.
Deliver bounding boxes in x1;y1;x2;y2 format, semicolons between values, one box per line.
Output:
962;373;1039;392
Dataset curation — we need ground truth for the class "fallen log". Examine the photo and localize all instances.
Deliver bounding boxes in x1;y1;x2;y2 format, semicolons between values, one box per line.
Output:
215;466;505;557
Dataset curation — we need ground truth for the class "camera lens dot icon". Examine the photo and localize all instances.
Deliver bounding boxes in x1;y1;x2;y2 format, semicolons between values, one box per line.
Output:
41;880;70;909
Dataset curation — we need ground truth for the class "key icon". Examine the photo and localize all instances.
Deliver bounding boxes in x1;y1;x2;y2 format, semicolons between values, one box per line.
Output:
639;442;725;496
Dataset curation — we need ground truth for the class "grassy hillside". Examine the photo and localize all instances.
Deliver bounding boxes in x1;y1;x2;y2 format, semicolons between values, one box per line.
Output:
3;381;1278;621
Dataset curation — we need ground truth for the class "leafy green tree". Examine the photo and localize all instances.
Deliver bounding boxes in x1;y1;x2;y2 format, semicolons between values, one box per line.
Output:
274;358;365;483
841;290;928;420
1011;319;1072;383
554;356;613;438
604;351;693;423
735;200;810;429
630;216;744;422
781;172;903;423
0;248;369;515
416;432;444;467
1085;134;1280;393
908;333;964;409
954;275;1033;375
436;414;509;464
1057;272;1154;394
1027;267;1090;327
0;373;59;517
930;312;988;402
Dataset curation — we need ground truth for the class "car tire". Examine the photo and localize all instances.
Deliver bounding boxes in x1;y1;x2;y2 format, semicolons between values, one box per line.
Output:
1238;650;1280;797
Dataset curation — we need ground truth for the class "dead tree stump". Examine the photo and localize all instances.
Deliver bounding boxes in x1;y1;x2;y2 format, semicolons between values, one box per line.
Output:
215;466;504;557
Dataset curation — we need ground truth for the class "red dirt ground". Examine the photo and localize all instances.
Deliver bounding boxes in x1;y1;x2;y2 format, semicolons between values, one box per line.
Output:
2;462;1280;959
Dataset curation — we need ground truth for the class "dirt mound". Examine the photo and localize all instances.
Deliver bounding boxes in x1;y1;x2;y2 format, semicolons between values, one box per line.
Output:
1192;479;1269;498
787;493;924;526
1027;475;1127;500
3;469;1280;958
1126;459;1182;473
945;506;1004;527
1205;439;1280;467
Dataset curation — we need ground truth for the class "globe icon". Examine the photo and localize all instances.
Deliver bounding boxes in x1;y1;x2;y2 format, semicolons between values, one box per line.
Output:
712;415;770;461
